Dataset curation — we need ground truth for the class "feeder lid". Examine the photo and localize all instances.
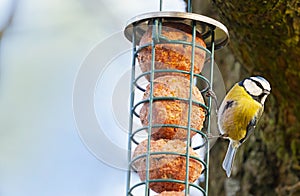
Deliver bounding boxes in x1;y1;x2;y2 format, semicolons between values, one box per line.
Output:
124;11;229;50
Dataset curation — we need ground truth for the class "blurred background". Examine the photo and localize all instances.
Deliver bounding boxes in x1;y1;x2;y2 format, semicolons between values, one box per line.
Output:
2;0;299;195
0;0;189;195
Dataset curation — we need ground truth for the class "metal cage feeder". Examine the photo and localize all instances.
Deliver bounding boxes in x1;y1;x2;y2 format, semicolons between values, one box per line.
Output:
124;10;229;196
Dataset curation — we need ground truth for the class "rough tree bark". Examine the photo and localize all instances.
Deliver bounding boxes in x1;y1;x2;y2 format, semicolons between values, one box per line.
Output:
193;0;300;195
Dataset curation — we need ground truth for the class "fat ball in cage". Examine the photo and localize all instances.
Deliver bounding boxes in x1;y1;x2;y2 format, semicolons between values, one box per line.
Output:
124;4;229;196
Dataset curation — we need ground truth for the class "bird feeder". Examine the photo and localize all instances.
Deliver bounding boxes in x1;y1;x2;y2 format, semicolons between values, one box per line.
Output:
124;2;229;195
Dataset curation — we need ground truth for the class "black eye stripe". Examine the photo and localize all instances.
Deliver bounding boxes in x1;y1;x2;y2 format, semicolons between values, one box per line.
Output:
249;78;265;91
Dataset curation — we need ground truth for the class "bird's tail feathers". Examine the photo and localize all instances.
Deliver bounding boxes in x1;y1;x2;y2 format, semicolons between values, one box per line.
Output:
222;141;237;177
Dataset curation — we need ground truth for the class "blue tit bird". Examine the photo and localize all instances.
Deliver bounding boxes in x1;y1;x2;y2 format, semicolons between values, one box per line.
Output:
217;76;271;177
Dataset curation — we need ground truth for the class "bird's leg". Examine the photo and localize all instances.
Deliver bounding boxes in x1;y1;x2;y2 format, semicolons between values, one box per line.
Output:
206;133;222;139
219;133;229;139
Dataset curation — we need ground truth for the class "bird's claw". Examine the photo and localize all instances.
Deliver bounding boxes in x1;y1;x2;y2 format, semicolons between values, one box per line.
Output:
206;89;219;113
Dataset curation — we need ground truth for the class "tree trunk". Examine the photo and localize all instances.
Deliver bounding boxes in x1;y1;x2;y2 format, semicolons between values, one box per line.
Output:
194;0;300;195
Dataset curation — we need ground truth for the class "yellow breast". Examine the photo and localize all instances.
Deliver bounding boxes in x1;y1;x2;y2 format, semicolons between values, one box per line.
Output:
219;84;262;141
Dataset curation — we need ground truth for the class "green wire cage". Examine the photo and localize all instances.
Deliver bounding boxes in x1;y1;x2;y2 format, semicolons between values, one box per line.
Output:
124;2;229;195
